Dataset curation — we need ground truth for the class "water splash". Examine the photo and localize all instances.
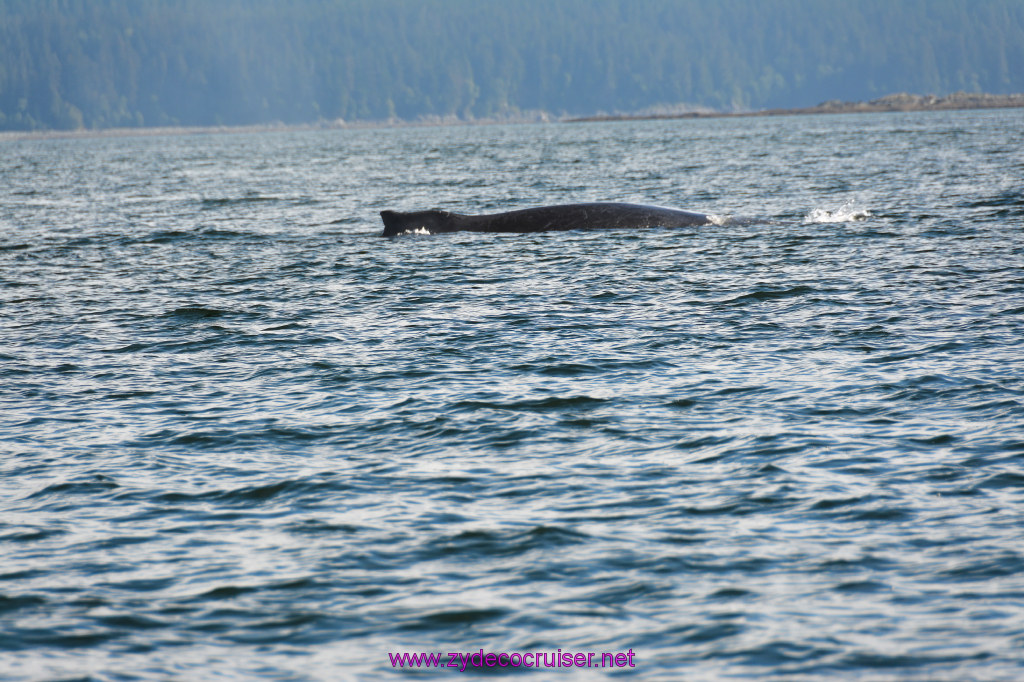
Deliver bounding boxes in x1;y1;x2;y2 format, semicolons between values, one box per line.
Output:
804;202;871;224
396;227;434;236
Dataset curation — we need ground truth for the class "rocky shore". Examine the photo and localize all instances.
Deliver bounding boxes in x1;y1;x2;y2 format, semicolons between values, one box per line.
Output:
568;92;1024;123
6;92;1022;141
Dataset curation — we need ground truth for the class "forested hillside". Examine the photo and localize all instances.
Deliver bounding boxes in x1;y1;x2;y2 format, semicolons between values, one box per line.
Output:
2;0;1022;130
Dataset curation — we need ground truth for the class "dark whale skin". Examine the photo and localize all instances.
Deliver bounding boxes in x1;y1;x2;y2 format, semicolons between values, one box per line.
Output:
379;202;710;237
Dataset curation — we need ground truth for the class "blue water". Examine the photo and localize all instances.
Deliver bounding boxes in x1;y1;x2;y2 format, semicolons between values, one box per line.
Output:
2;110;1024;680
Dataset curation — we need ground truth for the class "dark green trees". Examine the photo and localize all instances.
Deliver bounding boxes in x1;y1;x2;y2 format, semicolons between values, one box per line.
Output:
1;0;1022;131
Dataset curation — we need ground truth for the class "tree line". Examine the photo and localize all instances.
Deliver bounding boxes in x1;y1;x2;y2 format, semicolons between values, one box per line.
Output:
1;0;1022;130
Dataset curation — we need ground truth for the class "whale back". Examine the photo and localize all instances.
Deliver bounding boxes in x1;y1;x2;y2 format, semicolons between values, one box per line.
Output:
379;203;710;237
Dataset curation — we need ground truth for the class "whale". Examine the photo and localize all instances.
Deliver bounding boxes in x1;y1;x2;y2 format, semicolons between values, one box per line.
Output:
379;202;710;237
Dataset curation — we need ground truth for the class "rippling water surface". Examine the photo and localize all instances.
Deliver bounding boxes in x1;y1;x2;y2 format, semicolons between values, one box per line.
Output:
2;110;1024;680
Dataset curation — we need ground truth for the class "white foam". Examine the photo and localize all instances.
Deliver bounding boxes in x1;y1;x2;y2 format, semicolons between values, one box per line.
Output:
803;202;872;224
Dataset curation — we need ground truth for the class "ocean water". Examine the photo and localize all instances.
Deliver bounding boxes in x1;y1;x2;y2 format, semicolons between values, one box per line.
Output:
1;110;1023;680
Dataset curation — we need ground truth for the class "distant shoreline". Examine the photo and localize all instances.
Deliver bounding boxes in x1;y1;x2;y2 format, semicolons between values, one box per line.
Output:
3;92;1023;141
566;92;1024;123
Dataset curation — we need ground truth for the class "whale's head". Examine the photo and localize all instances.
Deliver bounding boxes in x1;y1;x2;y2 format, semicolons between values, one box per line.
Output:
380;209;458;237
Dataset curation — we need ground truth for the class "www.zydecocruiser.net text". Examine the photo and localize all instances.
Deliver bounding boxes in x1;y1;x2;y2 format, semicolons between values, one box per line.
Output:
389;649;637;671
